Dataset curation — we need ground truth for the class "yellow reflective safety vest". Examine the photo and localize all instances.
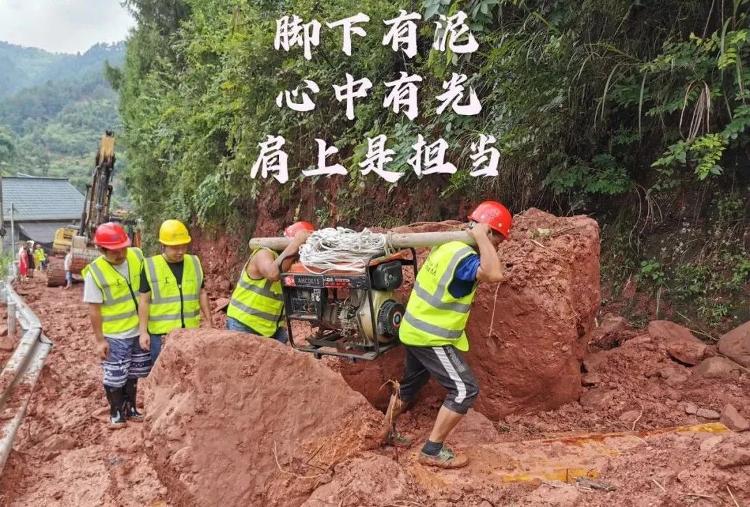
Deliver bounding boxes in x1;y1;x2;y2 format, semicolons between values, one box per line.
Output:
398;241;478;352
82;247;144;336
34;248;46;264
144;254;203;335
227;248;284;337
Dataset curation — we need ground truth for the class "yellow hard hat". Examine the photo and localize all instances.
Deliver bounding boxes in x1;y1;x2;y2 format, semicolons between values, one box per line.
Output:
159;219;191;245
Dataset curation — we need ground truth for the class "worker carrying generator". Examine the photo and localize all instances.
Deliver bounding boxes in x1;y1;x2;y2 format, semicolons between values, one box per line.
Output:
138;219;213;363
226;221;314;342
381;200;512;469
82;222;149;428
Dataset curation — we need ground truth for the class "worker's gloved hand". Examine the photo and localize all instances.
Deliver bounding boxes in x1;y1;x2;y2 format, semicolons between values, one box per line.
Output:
139;332;151;351
96;340;109;361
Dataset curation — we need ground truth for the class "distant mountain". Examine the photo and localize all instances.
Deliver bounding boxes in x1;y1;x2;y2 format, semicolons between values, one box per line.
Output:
0;41;129;205
0;41;125;98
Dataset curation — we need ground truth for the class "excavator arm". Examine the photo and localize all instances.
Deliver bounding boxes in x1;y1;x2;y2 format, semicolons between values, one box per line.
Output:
47;131;124;287
79;130;116;240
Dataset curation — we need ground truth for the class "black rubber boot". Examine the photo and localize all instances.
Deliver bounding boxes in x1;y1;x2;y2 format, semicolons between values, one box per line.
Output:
104;386;127;429
123;378;144;422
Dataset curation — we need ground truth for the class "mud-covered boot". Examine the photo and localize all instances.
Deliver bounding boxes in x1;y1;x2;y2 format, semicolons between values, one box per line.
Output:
123;378;144;422
380;393;412;448
104;386;127;429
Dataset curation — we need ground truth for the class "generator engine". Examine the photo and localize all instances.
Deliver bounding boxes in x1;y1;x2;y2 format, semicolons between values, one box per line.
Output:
281;251;417;360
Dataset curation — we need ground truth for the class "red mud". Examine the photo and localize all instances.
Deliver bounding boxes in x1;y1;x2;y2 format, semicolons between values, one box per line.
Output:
0;306;14;369
142;329;381;506
0;277;167;506
188;228;244;329
2;241;750;506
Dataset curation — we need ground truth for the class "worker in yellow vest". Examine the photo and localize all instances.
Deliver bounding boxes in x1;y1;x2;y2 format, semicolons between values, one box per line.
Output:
381;201;512;469
82;222;148;428
226;221;314;342
33;244;47;272
137;219;213;364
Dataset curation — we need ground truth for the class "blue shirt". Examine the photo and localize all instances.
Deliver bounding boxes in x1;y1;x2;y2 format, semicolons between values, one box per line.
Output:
448;254;479;298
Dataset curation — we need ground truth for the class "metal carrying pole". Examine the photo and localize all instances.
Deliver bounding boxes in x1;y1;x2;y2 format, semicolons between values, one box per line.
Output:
248;230;477;251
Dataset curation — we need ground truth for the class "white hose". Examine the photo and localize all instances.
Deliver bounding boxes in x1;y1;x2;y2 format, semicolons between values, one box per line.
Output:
299;227;391;273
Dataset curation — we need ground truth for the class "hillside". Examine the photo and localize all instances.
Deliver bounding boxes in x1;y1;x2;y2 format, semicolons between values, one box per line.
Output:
0;42;128;202
117;0;750;334
0;41;125;98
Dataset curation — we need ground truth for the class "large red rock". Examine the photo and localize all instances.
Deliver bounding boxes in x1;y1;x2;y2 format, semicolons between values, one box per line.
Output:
693;357;743;379
143;329;381;507
338;209;600;419
584;313;634;351
647;320;707;365
718;321;750;368
721;404;750;432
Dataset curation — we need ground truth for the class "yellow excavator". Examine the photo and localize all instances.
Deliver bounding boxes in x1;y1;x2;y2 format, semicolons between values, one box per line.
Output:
47;131;140;286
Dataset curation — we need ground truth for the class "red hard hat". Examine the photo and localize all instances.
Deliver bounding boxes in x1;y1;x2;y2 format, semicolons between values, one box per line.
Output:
284;221;315;239
94;222;131;250
468;201;512;238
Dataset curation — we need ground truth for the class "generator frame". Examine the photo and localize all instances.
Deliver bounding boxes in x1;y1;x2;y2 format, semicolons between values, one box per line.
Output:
281;248;418;361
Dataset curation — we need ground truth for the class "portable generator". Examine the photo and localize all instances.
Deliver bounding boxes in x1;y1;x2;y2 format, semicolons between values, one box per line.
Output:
280;248;418;360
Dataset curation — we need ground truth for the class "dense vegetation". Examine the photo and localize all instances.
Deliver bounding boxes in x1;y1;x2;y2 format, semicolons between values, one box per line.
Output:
117;0;750;331
0;42;128;200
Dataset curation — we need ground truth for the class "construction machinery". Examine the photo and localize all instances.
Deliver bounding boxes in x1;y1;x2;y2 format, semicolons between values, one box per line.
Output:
47;131;130;287
280;248;417;360
50;226;78;256
249;229;477;361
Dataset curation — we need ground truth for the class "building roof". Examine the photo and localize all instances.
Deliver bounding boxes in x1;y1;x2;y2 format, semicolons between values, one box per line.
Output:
18;221;74;244
1;176;85;221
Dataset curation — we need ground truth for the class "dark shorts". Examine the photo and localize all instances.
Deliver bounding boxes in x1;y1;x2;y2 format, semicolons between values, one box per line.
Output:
399;345;479;415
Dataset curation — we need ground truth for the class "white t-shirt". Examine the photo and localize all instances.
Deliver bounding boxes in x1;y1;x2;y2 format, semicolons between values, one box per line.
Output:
64;252;73;271
83;260;139;339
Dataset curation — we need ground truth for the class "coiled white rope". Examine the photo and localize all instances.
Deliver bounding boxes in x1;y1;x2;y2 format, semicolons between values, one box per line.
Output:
299;227;391;273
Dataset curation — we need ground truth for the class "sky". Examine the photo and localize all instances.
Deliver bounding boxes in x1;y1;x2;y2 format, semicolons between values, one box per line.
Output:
0;0;135;54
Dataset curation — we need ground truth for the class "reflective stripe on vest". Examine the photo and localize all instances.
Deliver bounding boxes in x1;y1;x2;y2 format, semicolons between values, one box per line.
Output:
398;241;477;352
83;247;144;336
144;254;203;334
226;249;284;337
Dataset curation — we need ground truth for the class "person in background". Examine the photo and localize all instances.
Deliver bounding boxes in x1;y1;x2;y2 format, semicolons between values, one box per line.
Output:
63;249;74;289
34;244;47;273
18;244;28;281
26;241;35;278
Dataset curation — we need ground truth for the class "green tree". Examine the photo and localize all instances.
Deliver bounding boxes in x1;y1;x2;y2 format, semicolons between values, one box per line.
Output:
116;0;750;230
0;125;15;166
